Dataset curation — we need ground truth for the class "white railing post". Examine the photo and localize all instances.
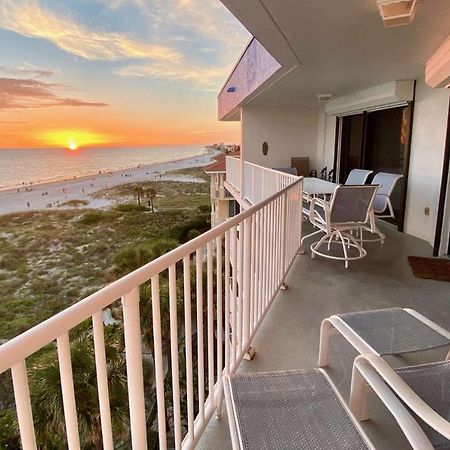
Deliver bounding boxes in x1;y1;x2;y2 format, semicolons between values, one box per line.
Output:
242;217;252;350
11;361;37;450
151;275;168;450
169;264;182;450
122;287;147;449
92;312;114;450
280;193;287;277
57;333;80;450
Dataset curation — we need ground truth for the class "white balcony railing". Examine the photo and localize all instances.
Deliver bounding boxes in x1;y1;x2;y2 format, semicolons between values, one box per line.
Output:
0;175;302;449
226;156;300;206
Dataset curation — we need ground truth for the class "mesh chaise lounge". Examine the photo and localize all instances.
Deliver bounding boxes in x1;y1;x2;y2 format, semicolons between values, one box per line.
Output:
318;307;450;368
350;354;450;449
224;367;434;450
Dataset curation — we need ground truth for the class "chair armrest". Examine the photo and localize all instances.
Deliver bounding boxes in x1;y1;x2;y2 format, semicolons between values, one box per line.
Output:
352;354;450;442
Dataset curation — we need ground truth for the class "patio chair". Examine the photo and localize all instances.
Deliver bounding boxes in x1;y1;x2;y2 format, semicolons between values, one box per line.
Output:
345;169;373;185
224;367;434;449
318;307;450;368
301;185;378;268
360;172;403;242
350;354;450;448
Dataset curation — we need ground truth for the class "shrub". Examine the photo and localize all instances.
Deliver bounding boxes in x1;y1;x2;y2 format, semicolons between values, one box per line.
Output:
112;245;154;277
114;203;149;213
78;211;104;225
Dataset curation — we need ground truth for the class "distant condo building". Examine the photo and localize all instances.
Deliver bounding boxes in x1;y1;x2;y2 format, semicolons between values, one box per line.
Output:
204;149;240;226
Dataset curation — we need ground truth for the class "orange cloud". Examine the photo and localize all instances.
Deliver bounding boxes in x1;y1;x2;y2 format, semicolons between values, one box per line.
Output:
0;78;108;109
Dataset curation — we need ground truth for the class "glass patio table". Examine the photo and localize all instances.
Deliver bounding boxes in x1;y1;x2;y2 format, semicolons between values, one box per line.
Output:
302;177;339;216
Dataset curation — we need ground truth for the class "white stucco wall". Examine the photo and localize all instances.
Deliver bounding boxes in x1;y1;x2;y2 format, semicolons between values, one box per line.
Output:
241;104;321;170
404;79;450;245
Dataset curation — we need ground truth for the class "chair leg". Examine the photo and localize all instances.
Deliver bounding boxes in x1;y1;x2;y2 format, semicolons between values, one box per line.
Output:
337;230;349;268
311;232;333;259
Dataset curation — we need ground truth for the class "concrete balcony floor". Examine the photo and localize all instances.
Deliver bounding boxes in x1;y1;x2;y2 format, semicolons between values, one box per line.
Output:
198;221;450;449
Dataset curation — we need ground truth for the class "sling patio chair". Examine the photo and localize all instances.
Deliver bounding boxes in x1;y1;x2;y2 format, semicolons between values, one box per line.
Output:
223;367;434;450
318;307;450;368
359;172;404;243
301;184;379;268
350;354;450;449
345;169;373;185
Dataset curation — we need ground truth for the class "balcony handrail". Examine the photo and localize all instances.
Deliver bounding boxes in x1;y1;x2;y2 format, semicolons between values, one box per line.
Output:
0;170;302;450
0;177;301;373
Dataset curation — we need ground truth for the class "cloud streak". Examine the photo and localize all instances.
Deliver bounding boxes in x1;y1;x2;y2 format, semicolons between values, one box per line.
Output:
0;65;57;78
116;61;228;88
0;78;108;109
0;1;181;63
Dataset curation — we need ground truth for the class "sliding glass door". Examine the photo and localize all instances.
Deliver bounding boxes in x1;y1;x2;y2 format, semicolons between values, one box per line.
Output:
336;105;413;230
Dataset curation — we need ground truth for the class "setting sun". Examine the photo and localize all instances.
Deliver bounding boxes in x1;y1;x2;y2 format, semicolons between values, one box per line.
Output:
37;129;109;149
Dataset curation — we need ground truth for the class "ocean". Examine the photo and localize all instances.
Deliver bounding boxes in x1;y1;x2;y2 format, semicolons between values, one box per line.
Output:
0;145;207;189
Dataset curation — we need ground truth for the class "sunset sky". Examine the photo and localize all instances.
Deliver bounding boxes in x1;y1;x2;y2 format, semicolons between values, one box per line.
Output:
0;0;249;149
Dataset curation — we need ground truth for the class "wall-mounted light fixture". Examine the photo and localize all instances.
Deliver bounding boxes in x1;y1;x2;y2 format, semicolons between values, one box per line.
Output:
377;0;419;28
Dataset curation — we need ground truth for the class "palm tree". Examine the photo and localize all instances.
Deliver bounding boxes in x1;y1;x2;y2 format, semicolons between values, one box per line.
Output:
133;186;145;207
145;186;157;212
29;326;129;449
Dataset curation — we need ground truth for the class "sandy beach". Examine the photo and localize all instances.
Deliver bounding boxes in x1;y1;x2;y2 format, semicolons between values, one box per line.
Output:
0;149;218;215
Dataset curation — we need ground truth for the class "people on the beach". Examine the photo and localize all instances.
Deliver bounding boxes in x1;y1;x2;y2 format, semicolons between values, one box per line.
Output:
27;202;30;208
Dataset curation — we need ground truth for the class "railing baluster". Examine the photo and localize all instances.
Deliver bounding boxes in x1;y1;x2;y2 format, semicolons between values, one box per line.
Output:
183;256;195;444
11;361;37;450
224;230;231;374
230;227;238;367
242;217;252;349
92;312;113;450
253;210;260;327
262;205;268;310
238;222;244;353
258;209;264;322
249;215;256;333
122;287;147;449
206;242;215;400
215;235;223;417
151;275;167;450
57;333;80;450
168;264;182;449
196;248;205;420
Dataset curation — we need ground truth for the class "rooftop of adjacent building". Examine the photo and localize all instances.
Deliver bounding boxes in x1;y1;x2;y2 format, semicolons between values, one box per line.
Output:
204;150;241;174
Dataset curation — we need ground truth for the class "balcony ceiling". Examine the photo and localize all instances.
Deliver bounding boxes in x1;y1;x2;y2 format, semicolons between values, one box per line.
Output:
220;0;450;106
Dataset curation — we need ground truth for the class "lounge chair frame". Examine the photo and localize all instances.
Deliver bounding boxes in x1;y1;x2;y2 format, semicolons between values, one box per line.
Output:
350;354;450;445
318;308;450;368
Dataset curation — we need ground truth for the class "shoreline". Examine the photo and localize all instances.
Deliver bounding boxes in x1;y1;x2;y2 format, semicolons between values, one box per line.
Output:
0;148;211;194
0;149;219;216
